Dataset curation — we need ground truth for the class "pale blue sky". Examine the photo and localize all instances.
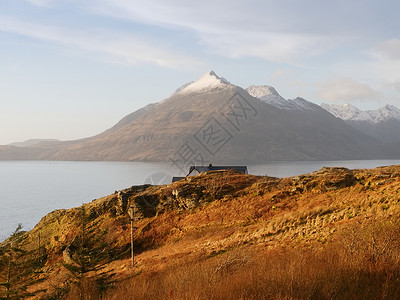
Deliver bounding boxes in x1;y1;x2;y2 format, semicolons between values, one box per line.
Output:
1;0;400;144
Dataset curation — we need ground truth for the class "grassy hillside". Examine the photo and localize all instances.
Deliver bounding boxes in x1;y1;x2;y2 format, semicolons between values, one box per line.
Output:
1;166;400;299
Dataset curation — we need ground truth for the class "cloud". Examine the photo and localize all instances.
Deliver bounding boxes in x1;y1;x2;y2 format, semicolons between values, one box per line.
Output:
332;40;400;87
93;0;394;36
271;67;294;79
355;39;400;85
389;81;400;93
0;16;201;69
25;0;52;7
394;82;400;93
86;0;344;65
317;78;381;102
373;39;400;61
196;31;333;65
22;0;390;66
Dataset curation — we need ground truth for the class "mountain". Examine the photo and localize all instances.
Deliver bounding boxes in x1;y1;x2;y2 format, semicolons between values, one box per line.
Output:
0;71;399;162
246;85;317;111
8;139;60;147
321;103;400;144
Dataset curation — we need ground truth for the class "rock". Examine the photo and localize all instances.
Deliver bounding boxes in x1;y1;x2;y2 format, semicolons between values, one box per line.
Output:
62;247;73;264
116;191;129;216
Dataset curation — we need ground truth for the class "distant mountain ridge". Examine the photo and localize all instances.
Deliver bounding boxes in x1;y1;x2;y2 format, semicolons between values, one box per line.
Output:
8;139;60;147
246;85;318;111
320;103;400;123
1;71;399;162
321;103;400;144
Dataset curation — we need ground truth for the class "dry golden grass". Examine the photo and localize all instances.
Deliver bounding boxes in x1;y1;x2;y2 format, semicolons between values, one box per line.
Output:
103;219;400;300
3;166;400;299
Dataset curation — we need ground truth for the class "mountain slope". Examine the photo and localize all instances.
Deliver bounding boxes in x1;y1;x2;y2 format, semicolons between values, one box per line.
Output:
0;71;399;162
3;165;400;299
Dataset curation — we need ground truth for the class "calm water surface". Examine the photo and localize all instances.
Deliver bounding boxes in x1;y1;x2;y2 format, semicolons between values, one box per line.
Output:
1;159;400;240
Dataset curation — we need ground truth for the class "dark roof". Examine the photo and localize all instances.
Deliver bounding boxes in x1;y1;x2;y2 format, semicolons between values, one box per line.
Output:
172;176;185;182
188;165;248;175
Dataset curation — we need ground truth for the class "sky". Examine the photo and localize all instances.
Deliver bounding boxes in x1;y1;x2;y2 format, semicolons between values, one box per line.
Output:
1;0;400;145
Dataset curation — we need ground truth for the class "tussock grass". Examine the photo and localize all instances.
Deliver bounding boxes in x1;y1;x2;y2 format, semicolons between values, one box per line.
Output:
100;220;400;300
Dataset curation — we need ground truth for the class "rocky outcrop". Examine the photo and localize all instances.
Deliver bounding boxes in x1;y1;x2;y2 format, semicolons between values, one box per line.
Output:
291;167;356;193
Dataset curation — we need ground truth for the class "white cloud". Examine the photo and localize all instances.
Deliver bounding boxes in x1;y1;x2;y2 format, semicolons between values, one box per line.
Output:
317;78;381;102
197;31;333;65
357;39;400;85
389;81;400;93
86;0;342;65
0;16;201;69
331;41;400;91
25;0;52;7
271;67;294;79
2;1;338;67
12;0;400;68
373;39;400;61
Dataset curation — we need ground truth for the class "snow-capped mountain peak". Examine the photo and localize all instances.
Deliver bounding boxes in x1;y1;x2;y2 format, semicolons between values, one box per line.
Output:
246;85;281;99
367;105;400;123
320;103;373;122
179;70;231;94
320;103;400;123
247;85;318;111
246;85;290;109
159;81;194;104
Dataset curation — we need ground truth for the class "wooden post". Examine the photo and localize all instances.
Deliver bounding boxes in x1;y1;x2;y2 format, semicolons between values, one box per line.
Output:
38;232;41;260
6;258;11;299
131;217;134;267
128;207;135;268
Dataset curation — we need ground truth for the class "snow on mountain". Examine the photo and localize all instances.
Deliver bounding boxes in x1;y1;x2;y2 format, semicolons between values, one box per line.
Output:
321;103;400;123
179;71;231;94
246;85;288;108
159;81;194;104
287;97;320;111
367;105;400;123
246;85;281;99
320;103;373;122
247;85;317;111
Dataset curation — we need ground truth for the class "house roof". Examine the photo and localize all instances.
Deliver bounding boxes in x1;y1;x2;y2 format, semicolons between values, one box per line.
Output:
172;176;185;182
188;165;248;175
